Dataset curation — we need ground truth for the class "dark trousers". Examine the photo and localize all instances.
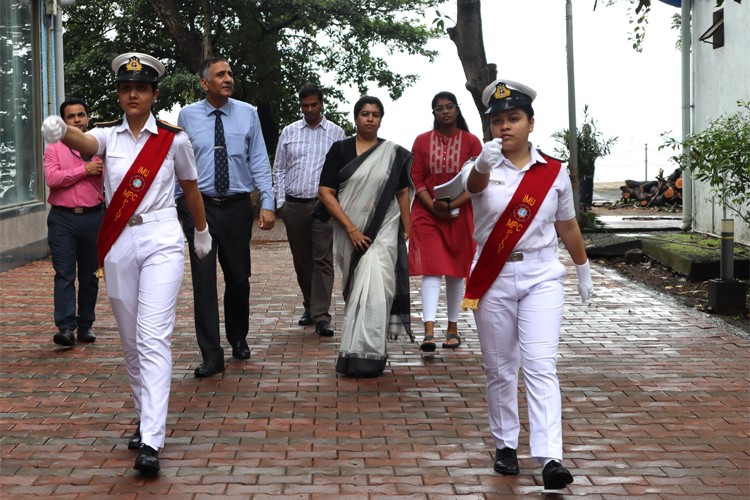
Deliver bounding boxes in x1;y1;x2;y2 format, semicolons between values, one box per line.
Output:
279;200;334;323
46;207;102;331
177;195;253;363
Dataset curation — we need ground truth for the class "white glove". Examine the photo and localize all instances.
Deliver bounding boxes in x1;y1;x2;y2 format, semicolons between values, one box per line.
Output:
194;225;212;259
474;138;503;173
41;115;68;144
574;260;594;303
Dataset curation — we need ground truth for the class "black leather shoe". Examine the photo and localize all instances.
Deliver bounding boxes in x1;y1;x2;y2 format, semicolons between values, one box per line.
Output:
76;327;96;343
232;341;250;359
494;447;519;475
315;320;334;337
298;311;313;325
128;425;141;450
53;329;76;347
134;444;160;476
542;460;573;490
194;360;225;378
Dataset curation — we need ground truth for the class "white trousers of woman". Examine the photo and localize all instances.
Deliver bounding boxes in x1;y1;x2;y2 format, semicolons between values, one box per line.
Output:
421;275;465;323
103;210;184;451
473;247;566;464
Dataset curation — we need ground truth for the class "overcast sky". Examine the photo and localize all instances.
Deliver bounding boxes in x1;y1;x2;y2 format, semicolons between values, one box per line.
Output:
341;0;685;184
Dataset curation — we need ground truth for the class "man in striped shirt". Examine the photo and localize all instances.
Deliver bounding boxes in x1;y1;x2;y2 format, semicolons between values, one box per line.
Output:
273;83;345;337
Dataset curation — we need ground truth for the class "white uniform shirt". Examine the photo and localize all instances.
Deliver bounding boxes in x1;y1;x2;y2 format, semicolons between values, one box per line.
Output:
88;114;197;214
461;143;575;253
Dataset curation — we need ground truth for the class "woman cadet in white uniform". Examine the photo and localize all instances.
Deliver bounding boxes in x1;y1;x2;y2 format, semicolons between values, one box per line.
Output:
41;52;212;476
461;79;593;490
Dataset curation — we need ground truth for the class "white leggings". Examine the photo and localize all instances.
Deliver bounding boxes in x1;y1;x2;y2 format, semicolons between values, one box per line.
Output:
420;275;465;323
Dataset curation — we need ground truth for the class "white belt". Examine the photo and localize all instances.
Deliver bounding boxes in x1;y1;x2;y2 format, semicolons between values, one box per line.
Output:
507;246;557;262
127;207;177;226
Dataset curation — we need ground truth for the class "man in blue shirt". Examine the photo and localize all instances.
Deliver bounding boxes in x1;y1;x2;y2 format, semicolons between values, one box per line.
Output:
177;56;275;378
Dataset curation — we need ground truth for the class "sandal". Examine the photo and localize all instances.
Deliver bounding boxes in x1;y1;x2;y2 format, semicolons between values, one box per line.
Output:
442;332;461;348
420;335;437;352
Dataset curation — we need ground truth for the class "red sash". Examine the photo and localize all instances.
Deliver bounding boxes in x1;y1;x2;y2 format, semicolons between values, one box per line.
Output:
461;158;561;310
95;128;176;277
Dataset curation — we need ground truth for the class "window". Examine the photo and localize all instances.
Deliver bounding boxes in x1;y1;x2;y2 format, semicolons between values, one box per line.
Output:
0;0;42;209
699;8;725;49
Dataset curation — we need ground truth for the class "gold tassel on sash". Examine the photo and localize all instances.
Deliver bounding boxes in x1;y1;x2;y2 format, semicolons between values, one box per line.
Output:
461;298;479;311
95;267;105;279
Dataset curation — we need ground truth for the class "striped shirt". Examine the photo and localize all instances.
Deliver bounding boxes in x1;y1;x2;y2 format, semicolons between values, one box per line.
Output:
273;116;345;208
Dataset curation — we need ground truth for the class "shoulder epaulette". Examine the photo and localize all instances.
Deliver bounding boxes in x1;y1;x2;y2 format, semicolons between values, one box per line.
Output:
537;149;564;163
156;119;183;134
92;119;123;128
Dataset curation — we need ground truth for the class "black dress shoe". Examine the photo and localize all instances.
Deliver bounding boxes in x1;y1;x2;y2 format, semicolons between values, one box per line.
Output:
315;320;334;337
53;329;75;347
134;444;160;476
76;327;96;343
494;447;519;475
194;360;225;378
298;311;313;325
128;424;141;450
542;460;573;490
232;341;250;359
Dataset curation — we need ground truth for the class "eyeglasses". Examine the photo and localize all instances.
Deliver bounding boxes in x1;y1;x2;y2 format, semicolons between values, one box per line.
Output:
433;103;456;113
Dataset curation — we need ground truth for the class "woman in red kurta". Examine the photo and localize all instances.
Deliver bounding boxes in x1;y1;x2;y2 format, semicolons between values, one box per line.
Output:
408;91;482;351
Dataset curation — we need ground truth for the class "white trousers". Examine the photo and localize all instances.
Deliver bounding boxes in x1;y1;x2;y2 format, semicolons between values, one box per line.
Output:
420;275;465;323
103;210;184;450
473;247;566;464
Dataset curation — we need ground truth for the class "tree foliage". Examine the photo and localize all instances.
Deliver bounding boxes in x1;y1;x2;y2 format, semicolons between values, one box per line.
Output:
662;101;750;225
552;105;618;177
62;0;446;150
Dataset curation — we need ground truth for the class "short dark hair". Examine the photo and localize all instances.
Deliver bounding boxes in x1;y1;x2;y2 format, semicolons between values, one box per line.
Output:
116;81;158;92
200;56;228;80
430;91;470;132
353;95;384;118
491;104;535;120
59;98;88;117
298;83;323;102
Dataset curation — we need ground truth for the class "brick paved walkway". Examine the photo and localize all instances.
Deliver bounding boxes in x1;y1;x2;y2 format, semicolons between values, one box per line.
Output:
1;222;748;498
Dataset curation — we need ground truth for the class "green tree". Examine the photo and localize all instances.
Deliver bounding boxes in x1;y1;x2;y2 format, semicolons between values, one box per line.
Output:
62;0;445;151
552;105;618;207
662;100;750;225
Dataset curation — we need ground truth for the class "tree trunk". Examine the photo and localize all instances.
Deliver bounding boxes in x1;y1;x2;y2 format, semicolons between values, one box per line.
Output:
447;0;496;142
146;0;203;73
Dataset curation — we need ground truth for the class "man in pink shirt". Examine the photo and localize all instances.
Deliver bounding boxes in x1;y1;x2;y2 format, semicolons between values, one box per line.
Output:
44;98;104;347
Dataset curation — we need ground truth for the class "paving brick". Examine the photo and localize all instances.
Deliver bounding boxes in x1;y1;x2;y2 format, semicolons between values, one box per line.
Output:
1;222;748;497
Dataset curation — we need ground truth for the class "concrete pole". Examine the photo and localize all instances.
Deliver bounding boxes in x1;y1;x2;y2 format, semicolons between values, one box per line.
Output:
680;0;693;231
565;0;580;216
53;5;65;109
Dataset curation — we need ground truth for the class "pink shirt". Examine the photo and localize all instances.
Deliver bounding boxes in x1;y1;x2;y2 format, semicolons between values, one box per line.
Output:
44;142;104;208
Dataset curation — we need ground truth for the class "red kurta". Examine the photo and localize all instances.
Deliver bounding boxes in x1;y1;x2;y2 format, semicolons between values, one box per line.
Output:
408;129;482;277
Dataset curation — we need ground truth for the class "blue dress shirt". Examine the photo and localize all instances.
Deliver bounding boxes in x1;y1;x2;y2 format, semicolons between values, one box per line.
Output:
177;98;275;211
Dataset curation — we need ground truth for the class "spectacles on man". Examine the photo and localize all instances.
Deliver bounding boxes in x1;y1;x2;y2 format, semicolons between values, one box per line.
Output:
433;103;457;113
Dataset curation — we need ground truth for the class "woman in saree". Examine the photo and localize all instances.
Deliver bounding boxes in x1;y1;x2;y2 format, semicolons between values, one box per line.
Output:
317;95;413;377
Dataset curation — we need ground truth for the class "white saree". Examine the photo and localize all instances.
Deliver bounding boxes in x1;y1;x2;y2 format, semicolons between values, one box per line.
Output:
333;141;413;377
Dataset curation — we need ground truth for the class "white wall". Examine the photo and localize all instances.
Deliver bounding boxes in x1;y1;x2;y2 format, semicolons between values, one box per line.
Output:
691;0;750;244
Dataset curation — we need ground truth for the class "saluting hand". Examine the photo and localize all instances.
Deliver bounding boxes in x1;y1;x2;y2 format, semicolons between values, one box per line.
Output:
474;138;503;174
41;115;67;144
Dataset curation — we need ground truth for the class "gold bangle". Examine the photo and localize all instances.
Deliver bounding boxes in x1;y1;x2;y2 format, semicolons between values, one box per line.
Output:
348;226;358;234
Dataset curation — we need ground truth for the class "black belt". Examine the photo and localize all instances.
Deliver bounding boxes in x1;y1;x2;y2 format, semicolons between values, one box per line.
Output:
201;193;249;206
52;204;103;215
285;194;317;203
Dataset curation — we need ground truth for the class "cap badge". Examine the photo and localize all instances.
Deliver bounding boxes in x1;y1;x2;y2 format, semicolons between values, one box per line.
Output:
126;56;143;72
493;83;512;100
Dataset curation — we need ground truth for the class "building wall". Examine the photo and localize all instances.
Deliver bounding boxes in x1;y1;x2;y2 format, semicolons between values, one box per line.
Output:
0;0;55;271
691;0;750;245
